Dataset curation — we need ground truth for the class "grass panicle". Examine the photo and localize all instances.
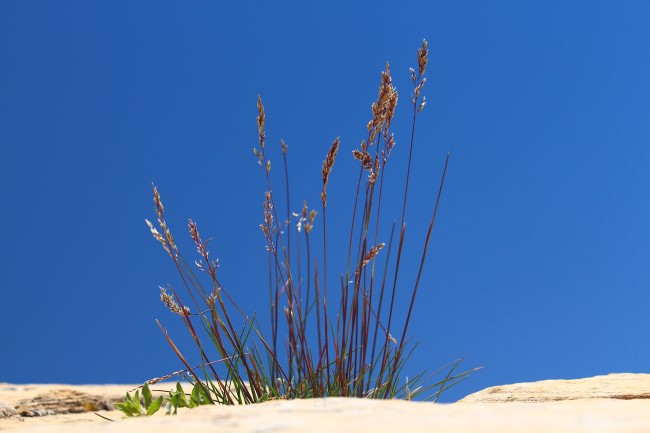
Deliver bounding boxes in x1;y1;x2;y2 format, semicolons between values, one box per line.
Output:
143;40;479;407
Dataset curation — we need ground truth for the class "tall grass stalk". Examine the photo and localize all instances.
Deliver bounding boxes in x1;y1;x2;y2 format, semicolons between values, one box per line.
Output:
145;40;478;404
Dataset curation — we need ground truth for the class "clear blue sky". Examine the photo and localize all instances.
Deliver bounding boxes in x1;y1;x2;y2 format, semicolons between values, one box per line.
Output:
1;1;649;403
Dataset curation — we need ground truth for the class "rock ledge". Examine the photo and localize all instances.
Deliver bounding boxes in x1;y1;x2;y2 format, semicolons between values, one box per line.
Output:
459;373;650;403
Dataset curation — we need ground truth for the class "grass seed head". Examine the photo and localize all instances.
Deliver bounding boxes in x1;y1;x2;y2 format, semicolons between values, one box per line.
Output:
149;184;176;253
357;243;386;273
146;219;166;245
368;155;380;185
383;88;398;139
418;95;427;112
352;149;373;170
368;63;398;145
152;183;165;218
257;95;266;151
188;219;202;251
418;39;428;77
321;137;340;205
383;133;396;164
160;286;184;315
306;209;317;234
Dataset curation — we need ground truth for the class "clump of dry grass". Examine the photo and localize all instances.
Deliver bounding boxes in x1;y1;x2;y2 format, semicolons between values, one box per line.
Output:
145;40;478;404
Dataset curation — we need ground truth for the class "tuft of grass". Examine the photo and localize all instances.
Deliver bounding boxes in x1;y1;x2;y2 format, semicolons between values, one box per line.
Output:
143;40;479;407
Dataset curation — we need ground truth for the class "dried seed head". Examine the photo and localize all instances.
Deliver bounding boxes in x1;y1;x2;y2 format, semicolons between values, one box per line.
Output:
160;286;183;315
381;62;392;87
256;95;266;151
281;139;288;155
206;289;217;309
261;191;274;244
356;243;385;274
188;219;218;278
263;191;273;226
352;149;373;170
383;133;396;164
188;219;201;247
383;88;398;139
253;147;262;165
368;155;380;185
149;185;176;253
161;221;176;252
418;95;427;112
297;201;314;234
321;137;340;205
414;77;426;99
418;39;428;77
368;63;398;145
146;219;166;245
152;184;164;219
305;209;317;234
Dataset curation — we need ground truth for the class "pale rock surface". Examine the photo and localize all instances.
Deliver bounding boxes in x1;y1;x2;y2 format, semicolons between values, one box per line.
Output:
14;389;118;416
1;374;649;433
0;384;132;429
459;373;650;403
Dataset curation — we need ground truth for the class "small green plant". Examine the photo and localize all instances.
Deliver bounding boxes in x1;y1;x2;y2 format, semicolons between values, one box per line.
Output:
114;382;163;417
144;40;479;409
165;381;212;415
115;381;211;417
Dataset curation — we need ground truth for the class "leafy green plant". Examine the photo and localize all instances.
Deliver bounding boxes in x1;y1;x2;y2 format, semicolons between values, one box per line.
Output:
115;381;211;417
165;381;212;415
115;382;163;417
144;40;479;408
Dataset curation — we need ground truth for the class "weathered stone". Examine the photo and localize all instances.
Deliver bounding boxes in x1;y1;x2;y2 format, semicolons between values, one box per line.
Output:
0;401;21;420
14;389;120;417
459;373;650;403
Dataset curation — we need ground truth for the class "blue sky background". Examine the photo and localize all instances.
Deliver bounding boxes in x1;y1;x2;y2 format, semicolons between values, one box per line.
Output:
1;1;649;403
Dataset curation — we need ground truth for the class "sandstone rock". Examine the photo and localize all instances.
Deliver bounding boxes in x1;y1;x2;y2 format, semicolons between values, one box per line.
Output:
14;389;121;417
0;401;20;420
459;373;650;403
